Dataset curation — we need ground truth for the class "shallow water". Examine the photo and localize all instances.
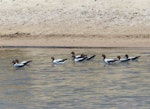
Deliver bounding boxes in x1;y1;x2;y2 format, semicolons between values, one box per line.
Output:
0;48;150;109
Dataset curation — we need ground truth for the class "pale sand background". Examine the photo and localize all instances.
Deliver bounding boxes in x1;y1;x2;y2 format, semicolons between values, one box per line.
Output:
0;0;150;47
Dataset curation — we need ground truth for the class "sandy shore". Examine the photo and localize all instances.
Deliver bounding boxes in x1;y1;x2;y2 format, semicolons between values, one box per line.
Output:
0;0;150;48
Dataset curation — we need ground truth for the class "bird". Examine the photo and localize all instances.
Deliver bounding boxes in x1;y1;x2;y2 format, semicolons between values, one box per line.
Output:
12;59;32;68
71;51;86;62
51;57;67;64
71;51;96;61
71;51;83;59
102;54;118;64
86;54;96;61
117;56;130;63
124;54;140;61
72;55;86;62
81;54;96;61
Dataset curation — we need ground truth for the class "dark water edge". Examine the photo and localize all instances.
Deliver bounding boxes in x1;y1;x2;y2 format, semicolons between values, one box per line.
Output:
1;45;150;50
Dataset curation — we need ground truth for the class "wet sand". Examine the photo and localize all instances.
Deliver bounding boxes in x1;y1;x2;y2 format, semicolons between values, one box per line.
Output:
0;32;150;48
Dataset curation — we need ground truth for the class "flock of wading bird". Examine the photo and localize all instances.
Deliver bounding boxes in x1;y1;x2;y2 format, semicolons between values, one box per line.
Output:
12;51;140;68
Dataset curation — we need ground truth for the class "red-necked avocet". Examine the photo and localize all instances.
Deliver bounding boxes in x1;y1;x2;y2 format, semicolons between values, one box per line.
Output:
125;54;140;61
12;59;32;68
71;51;83;59
117;56;130;63
71;51;96;61
72;55;86;62
51;57;67;64
102;54;117;64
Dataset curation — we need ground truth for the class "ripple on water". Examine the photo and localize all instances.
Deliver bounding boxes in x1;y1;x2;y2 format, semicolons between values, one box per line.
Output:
0;48;150;109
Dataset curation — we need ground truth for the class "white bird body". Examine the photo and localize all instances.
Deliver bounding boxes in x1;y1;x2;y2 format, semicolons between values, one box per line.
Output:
14;63;25;68
117;56;130;63
12;60;32;68
104;58;117;64
75;55;82;59
102;54;117;64
73;57;86;62
51;57;67;64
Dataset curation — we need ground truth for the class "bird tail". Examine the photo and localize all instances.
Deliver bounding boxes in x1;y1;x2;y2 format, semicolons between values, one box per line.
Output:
63;59;67;61
87;55;96;60
24;60;32;65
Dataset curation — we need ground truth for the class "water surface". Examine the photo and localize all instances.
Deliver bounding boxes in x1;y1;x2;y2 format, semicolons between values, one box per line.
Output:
0;48;150;109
